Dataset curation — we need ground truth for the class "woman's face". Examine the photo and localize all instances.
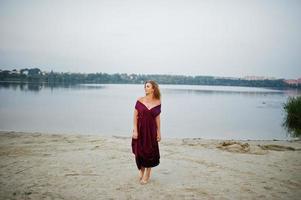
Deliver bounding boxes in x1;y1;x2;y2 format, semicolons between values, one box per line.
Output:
144;82;154;95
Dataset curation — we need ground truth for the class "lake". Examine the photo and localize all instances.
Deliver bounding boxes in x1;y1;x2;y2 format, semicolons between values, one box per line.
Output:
0;82;300;140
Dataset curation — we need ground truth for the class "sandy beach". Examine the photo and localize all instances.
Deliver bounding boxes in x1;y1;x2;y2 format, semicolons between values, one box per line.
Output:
0;131;300;200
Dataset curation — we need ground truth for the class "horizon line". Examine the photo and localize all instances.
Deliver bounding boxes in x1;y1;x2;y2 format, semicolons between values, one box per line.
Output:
1;67;299;80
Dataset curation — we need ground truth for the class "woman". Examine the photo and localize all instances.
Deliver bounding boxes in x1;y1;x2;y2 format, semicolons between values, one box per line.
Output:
131;80;162;184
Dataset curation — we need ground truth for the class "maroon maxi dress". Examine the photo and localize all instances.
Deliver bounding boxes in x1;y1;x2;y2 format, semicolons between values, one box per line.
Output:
131;100;161;170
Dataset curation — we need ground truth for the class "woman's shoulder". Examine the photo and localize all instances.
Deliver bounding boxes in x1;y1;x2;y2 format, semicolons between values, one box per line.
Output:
136;96;161;105
155;99;161;105
137;96;144;102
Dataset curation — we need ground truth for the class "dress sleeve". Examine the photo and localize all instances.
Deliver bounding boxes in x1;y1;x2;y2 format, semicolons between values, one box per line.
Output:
135;101;139;110
154;105;161;117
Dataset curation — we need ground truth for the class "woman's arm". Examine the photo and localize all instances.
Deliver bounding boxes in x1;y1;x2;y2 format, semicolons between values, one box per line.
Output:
132;108;138;139
155;114;161;142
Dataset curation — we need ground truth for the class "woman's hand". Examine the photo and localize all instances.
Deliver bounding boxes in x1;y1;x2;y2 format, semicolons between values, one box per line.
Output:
132;130;138;139
157;131;161;142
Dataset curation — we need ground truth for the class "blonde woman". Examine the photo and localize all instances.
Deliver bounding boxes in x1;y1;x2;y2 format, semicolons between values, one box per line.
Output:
131;80;162;184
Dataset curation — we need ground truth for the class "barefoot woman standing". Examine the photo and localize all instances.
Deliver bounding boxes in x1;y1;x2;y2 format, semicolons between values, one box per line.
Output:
131;80;162;184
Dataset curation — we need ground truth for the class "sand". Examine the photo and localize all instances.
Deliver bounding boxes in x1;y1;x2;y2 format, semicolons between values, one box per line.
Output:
0;131;300;200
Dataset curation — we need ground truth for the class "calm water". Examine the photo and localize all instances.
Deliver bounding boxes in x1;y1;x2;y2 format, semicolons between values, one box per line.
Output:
0;83;300;140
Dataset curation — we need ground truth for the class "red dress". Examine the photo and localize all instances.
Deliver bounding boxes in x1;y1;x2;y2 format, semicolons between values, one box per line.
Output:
131;100;161;170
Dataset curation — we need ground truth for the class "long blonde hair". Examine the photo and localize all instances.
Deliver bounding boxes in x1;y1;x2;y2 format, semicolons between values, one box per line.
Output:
144;80;161;100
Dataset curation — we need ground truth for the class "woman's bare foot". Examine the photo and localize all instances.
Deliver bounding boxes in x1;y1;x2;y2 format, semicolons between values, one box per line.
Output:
140;175;149;184
140;179;148;184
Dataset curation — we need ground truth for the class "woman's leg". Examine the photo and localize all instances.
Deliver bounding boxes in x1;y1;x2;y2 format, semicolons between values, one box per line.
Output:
141;167;151;183
139;167;145;180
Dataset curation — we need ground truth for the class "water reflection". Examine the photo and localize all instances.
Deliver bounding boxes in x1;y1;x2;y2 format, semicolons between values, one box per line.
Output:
0;82;106;92
162;88;301;97
1;82;300;97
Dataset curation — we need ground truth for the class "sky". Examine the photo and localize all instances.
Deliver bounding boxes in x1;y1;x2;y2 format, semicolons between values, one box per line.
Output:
0;0;300;79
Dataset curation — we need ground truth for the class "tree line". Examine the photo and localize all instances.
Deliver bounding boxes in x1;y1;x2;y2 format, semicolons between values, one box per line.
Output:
0;68;300;89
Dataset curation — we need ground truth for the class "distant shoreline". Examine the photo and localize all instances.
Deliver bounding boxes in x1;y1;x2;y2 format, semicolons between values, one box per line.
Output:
1;68;300;89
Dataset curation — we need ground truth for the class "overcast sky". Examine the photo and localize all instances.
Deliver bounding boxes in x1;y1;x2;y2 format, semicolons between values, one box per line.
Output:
0;0;300;79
